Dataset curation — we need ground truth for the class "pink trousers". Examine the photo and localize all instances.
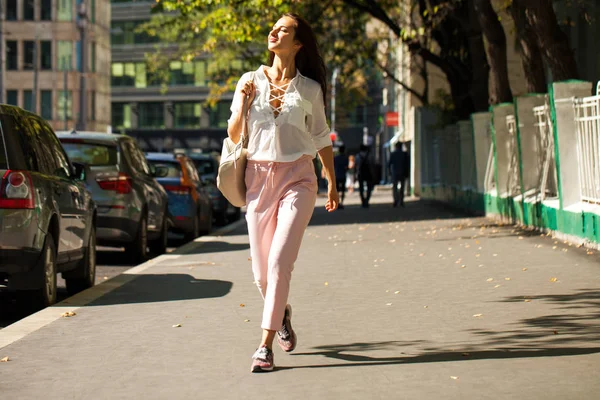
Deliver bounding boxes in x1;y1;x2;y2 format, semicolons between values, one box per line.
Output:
245;155;318;331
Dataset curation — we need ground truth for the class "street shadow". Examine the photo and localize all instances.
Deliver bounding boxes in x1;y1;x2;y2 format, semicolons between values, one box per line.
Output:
171;241;250;255
308;199;472;227
86;274;232;306
280;288;600;371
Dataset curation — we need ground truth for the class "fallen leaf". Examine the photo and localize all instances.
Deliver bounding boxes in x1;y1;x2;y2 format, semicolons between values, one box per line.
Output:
461;265;466;268
553;330;558;335
172;324;182;328
389;239;396;243
0;357;9;362
324;282;329;286
244;319;250;322
522;268;528;271
550;277;558;282
239;304;245;307
505;277;511;281
473;314;483;317
61;311;76;318
394;291;400;294
524;299;531;302
552;246;557;250
462;353;470;357
424;305;428;309
103;276;108;280
487;278;494;282
386;303;393;306
494;284;501;288
450;376;459;380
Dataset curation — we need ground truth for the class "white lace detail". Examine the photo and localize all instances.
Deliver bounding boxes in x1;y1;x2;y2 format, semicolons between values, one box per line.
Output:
267;80;294;118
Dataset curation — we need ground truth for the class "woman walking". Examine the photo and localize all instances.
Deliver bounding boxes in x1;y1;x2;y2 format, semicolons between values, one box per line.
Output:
227;13;338;372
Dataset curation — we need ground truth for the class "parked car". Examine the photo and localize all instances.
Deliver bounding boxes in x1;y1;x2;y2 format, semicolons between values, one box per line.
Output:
0;105;96;307
56;131;170;263
184;151;241;225
145;153;212;241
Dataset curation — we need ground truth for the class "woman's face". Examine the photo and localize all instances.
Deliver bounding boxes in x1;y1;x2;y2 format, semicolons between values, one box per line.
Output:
268;16;302;55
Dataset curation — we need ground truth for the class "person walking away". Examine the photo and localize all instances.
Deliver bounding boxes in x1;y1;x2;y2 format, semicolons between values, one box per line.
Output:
227;13;339;373
355;144;375;208
346;154;356;193
333;145;349;209
388;141;409;207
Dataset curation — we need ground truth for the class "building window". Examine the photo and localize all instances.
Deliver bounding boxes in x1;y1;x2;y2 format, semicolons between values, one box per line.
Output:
110;20;157;45
111;62;134;86
208;102;230;128
6;0;18;20
58;41;72;70
58;0;73;21
23;0;35;20
23;90;33;112
41;41;52;70
7;41;18;70
57;91;73;121
174;102;202;128
24;41;35;70
41;91;53;120
90;42;96;73
138;102;164;129
41;0;52;20
111;103;132;130
89;91;96;121
90;0;96;23
6;91;18;106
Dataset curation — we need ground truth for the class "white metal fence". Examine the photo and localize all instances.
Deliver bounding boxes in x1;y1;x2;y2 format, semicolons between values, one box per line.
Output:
573;83;600;204
505;115;521;196
532;102;558;200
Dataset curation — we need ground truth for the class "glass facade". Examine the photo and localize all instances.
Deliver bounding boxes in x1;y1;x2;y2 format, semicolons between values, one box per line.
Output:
24;41;35;70
174;102;202;129
111;103;132;130
58;0;73;21
41;41;52;70
6;91;18;106
111;20;158;45
41;91;53;120
6;0;18;20
7;41;18;70
111;61;208;88
41;0;53;20
24;0;35;20
57;91;73;121
138;102;164;128
23;90;33;112
208;102;230;128
58;41;73;70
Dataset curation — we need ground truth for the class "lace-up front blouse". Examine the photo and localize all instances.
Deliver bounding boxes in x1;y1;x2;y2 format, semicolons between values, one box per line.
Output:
228;65;332;162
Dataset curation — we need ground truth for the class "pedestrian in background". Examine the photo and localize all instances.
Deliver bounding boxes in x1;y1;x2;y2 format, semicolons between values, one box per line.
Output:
333;145;349;209
227;13;339;373
388;141;409;207
355;144;375;208
346;154;356;193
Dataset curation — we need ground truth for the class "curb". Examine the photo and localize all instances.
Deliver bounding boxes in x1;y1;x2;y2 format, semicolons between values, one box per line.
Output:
0;218;246;350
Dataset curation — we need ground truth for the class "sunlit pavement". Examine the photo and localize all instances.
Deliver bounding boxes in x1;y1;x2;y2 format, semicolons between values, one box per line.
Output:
1;190;599;399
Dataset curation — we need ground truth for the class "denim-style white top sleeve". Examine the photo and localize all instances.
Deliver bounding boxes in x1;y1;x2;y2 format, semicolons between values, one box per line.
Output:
228;66;332;162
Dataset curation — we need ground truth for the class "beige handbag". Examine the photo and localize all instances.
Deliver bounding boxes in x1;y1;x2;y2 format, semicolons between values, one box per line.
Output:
217;78;253;207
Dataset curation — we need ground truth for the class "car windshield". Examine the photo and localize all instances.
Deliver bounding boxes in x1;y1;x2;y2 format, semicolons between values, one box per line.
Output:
61;142;118;166
147;160;182;178
194;158;215;175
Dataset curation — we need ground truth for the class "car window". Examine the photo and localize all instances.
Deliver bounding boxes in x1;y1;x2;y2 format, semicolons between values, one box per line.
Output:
36;118;71;178
0;114;38;171
122;140;149;175
194;158;216;175
133;144;151;175
61;141;119;166
147;160;181;178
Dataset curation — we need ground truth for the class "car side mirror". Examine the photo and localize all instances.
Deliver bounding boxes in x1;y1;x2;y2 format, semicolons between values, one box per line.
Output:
153;165;169;178
72;162;86;181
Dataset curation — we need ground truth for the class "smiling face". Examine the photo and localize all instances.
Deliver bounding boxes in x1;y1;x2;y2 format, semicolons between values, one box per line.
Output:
268;16;302;55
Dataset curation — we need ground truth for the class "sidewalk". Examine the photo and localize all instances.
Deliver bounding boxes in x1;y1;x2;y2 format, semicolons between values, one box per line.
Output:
1;191;599;399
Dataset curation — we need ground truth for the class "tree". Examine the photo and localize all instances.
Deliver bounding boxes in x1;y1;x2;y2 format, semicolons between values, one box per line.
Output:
474;0;513;104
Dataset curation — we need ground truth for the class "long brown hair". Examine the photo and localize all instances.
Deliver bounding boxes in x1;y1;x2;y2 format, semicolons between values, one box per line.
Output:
268;13;327;103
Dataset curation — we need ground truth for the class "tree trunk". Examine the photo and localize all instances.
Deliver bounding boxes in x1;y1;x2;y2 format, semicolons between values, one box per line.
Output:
474;0;513;104
510;0;547;93
466;0;491;110
524;0;579;81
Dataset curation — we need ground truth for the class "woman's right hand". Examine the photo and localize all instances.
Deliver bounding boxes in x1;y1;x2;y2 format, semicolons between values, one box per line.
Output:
240;79;256;108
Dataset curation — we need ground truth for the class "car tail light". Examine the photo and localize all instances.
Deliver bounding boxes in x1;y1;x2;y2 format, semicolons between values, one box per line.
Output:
0;170;35;209
164;185;191;195
96;173;132;194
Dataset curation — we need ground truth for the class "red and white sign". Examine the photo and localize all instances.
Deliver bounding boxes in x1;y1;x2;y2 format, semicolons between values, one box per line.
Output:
385;112;399;127
330;131;338;142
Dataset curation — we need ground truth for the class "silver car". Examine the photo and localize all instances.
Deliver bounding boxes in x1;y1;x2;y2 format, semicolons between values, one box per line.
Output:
57;131;169;263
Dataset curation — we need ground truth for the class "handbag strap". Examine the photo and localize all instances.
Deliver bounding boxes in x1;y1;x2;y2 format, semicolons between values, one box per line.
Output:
239;72;255;150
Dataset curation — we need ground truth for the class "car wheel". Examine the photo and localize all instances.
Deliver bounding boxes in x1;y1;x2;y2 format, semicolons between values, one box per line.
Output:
65;228;97;295
30;233;58;309
184;213;200;242
200;208;212;235
127;214;148;264
215;211;227;226
150;214;168;256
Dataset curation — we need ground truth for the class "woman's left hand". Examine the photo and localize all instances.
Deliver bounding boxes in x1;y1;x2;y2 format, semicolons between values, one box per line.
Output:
325;185;339;212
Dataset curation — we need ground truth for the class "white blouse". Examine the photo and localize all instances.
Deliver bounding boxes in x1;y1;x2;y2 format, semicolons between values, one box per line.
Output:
228;65;332;162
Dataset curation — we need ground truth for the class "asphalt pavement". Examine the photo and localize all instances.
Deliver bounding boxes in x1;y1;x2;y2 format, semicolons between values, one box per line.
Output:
1;190;599;399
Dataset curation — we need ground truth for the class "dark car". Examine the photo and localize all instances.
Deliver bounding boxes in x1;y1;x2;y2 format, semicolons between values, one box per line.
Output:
57;131;170;262
0;105;96;308
145;153;212;241
185;152;241;225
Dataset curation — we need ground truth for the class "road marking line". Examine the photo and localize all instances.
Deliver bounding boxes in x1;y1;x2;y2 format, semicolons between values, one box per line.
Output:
0;218;247;350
